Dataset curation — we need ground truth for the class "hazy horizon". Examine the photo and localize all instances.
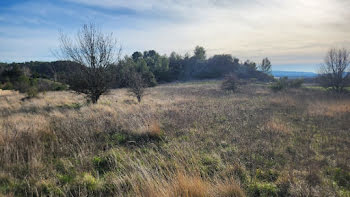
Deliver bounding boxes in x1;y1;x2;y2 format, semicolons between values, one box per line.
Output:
1;0;349;72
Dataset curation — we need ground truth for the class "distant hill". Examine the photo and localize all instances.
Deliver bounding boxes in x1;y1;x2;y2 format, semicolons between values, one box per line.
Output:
272;71;317;78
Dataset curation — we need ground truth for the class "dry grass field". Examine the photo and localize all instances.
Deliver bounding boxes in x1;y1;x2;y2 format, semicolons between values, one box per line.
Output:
0;81;350;196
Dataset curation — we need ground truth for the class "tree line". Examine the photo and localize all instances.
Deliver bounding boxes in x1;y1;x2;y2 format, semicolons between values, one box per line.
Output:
2;24;347;103
0;24;273;103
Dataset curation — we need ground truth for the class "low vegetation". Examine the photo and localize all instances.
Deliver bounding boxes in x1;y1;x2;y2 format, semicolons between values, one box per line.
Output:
0;24;349;196
270;77;304;92
0;81;349;196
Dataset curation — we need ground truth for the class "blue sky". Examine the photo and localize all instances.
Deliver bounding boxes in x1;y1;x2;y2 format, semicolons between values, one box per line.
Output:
0;0;349;72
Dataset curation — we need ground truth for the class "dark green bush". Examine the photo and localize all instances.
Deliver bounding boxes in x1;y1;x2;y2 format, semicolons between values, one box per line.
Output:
0;82;14;90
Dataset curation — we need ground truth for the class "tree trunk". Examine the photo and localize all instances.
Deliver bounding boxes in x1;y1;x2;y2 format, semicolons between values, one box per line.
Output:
137;95;141;103
91;94;100;104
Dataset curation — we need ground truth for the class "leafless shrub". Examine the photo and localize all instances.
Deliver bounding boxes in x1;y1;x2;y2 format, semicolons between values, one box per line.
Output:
318;48;350;92
58;23;121;103
127;72;147;103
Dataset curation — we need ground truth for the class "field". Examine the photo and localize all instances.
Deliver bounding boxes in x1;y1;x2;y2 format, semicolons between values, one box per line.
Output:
0;81;350;196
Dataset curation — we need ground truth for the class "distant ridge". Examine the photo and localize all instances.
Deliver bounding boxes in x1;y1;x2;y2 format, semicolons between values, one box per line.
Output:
272;71;317;78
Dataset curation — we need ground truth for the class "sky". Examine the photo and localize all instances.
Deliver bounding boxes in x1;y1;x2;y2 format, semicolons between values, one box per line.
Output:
0;0;349;72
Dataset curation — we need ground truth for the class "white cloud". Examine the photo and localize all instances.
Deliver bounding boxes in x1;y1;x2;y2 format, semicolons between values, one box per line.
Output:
1;0;349;70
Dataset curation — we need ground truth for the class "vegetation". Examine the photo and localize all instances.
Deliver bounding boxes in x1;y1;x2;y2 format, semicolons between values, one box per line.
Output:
259;58;272;74
221;73;239;91
127;72;147;103
318;48;350;92
58;23;121;103
270;77;304;92
0;81;349;196
1;22;349;196
0;65;67;99
1;46;273;97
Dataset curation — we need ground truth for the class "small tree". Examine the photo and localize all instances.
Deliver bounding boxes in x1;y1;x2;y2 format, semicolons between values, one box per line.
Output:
127;72;146;103
318;48;350;92
260;58;272;74
58;23;121;103
221;73;239;91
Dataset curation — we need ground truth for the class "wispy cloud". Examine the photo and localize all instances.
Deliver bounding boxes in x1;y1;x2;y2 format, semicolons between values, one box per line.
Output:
0;0;349;71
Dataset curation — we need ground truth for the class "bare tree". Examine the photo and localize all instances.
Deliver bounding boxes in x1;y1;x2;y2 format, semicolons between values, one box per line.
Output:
127;72;146;103
318;48;350;92
58;23;121;103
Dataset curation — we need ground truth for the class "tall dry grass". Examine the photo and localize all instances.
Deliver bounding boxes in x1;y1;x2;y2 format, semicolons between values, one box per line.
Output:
0;82;349;196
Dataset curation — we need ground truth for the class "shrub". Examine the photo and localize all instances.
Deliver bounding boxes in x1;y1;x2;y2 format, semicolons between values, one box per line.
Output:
36;79;68;92
270;77;289;92
248;182;278;197
25;86;39;98
0;82;13;90
127;72;147;103
270;77;304;92
221;73;239;91
289;79;304;88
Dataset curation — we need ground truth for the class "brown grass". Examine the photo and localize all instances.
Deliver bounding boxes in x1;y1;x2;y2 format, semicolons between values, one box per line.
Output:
0;81;349;196
171;173;210;197
308;99;350;117
265;116;292;134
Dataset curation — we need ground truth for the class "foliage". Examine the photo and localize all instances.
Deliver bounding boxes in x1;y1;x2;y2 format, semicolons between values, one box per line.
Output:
248;182;278;197
259;58;272;74
116;57;157;88
326;167;350;190
288;78;304;88
1;46;275;90
270;77;304;92
270;77;289;92
255;169;279;182
194;46;206;61
201;54;238;78
0;65;39;98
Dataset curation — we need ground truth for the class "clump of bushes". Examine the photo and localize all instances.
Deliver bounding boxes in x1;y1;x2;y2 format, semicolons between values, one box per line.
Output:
221;73;239;91
36;78;68;92
0;65;67;99
270;77;304;92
